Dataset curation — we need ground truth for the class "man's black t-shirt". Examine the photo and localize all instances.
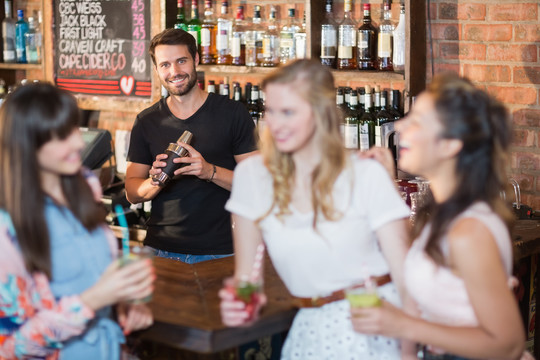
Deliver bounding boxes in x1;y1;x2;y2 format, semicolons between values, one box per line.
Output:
127;93;257;254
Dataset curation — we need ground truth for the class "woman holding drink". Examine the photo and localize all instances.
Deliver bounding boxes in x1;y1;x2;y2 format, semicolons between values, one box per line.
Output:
0;83;155;360
351;74;526;359
219;60;410;359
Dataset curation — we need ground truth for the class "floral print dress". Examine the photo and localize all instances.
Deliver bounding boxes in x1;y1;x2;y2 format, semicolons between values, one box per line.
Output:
0;210;95;360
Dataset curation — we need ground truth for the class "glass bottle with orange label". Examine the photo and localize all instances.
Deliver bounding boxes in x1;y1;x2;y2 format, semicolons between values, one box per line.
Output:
200;0;217;64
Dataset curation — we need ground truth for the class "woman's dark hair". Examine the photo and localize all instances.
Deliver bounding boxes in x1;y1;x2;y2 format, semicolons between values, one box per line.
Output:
413;73;513;265
149;28;198;65
0;83;107;278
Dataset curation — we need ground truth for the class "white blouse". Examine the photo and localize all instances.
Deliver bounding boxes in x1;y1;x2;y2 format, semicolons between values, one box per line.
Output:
226;154;410;298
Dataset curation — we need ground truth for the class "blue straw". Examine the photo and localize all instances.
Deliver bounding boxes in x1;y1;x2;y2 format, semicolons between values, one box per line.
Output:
114;204;130;260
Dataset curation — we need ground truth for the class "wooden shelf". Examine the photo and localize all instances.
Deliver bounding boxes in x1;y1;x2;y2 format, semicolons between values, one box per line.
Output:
0;63;43;70
198;64;277;75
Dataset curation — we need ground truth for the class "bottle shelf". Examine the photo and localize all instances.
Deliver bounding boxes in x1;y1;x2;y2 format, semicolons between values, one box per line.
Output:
198;65;277;75
331;69;405;82
0;63;42;70
198;64;405;82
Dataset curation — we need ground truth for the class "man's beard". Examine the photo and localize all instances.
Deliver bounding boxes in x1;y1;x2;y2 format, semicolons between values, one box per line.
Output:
164;67;198;96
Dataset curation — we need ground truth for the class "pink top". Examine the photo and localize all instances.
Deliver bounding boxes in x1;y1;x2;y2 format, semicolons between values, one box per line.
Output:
404;202;512;327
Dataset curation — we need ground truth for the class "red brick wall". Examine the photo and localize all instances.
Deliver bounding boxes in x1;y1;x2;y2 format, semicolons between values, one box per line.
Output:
428;1;540;211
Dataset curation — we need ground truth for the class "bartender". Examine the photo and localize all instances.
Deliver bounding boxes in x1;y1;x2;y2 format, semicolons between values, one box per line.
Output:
125;29;257;264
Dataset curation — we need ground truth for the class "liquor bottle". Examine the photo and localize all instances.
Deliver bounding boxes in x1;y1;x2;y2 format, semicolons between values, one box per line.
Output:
216;0;232;65
373;85;382;113
24;17;40;64
378;1;394;71
294;11;307;59
337;0;357;70
279;8;299;64
174;0;188;31
390;89;403;120
200;0;217;64
357;4;377;70
393;3;406;72
15;9;28;63
232;82;243;103
187;0;202;51
2;0;16;63
336;88;347;120
244;82;252;103
375;90;392;146
357;87;365;113
261;6;280;67
247;85;261;127
207;80;216;93
231;6;246;66
245;6;264;67
343;90;360;149
221;83;230;98
320;0;337;68
344;87;351;107
359;85;375;150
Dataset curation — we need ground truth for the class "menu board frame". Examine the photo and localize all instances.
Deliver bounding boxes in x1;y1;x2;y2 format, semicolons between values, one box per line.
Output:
50;0;162;112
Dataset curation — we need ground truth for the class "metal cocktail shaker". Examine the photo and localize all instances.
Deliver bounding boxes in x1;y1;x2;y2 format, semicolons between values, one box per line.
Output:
152;130;193;186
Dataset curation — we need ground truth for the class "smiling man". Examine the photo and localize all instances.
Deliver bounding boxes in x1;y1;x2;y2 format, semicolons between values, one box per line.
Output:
125;29;257;264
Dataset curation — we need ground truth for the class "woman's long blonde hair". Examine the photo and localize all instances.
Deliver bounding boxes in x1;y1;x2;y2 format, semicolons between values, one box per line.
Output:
259;59;346;227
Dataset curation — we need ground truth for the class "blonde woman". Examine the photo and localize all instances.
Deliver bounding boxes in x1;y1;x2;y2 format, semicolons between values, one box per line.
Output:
219;60;410;359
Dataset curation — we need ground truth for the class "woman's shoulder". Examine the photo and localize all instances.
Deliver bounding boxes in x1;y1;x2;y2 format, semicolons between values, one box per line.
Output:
235;153;266;174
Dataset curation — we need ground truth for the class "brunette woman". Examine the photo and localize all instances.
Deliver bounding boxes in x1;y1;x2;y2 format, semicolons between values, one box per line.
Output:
0;83;154;359
351;74;525;359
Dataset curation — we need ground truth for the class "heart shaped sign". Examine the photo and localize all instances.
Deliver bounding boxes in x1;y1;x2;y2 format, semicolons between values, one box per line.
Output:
120;76;135;95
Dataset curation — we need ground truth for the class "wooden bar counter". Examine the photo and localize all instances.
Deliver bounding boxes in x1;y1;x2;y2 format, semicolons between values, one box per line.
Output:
132;255;297;354
127;219;540;356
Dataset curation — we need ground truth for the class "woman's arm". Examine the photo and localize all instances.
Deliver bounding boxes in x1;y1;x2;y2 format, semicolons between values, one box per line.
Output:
376;218;410;299
352;218;525;359
219;213;266;326
0;273;94;359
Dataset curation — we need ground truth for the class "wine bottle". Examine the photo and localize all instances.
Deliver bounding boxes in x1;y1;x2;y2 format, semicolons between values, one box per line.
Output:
320;0;337;68
261;6;280;67
359;85;376;150
2;0;16;63
378;1;394;71
357;4;377;70
393;3;406;72
15;9;28;63
216;0;232;65
231;6;247;66
343;89;360;149
174;0;188;31
187;0;202;52
375;90;393;146
337;0;357;70
245;6;264;67
279;8;299;64
200;0;217;64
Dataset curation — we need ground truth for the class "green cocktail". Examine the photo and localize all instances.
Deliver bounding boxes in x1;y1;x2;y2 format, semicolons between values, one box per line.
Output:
346;292;382;308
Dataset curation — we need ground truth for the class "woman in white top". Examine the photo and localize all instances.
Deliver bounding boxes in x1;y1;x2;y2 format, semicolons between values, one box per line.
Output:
351;74;525;359
219;59;410;359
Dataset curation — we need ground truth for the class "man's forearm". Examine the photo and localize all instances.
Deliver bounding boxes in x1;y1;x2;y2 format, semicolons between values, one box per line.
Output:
125;177;162;204
208;165;233;191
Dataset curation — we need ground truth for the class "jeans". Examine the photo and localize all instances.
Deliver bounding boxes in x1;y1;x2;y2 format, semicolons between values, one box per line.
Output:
153;249;233;264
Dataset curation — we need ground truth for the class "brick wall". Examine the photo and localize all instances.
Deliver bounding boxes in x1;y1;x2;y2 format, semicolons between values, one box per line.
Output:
428;0;540;211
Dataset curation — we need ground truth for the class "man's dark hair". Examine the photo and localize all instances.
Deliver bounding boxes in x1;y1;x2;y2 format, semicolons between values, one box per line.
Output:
149;28;198;65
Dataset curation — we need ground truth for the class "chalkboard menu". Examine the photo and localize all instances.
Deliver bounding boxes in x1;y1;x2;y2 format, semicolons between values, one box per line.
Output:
54;0;152;98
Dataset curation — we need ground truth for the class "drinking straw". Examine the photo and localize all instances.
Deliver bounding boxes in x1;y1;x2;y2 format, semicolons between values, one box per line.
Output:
114;204;130;260
249;243;266;283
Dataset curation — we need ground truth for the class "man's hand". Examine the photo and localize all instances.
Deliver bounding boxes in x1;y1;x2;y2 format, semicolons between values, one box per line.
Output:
173;142;214;181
